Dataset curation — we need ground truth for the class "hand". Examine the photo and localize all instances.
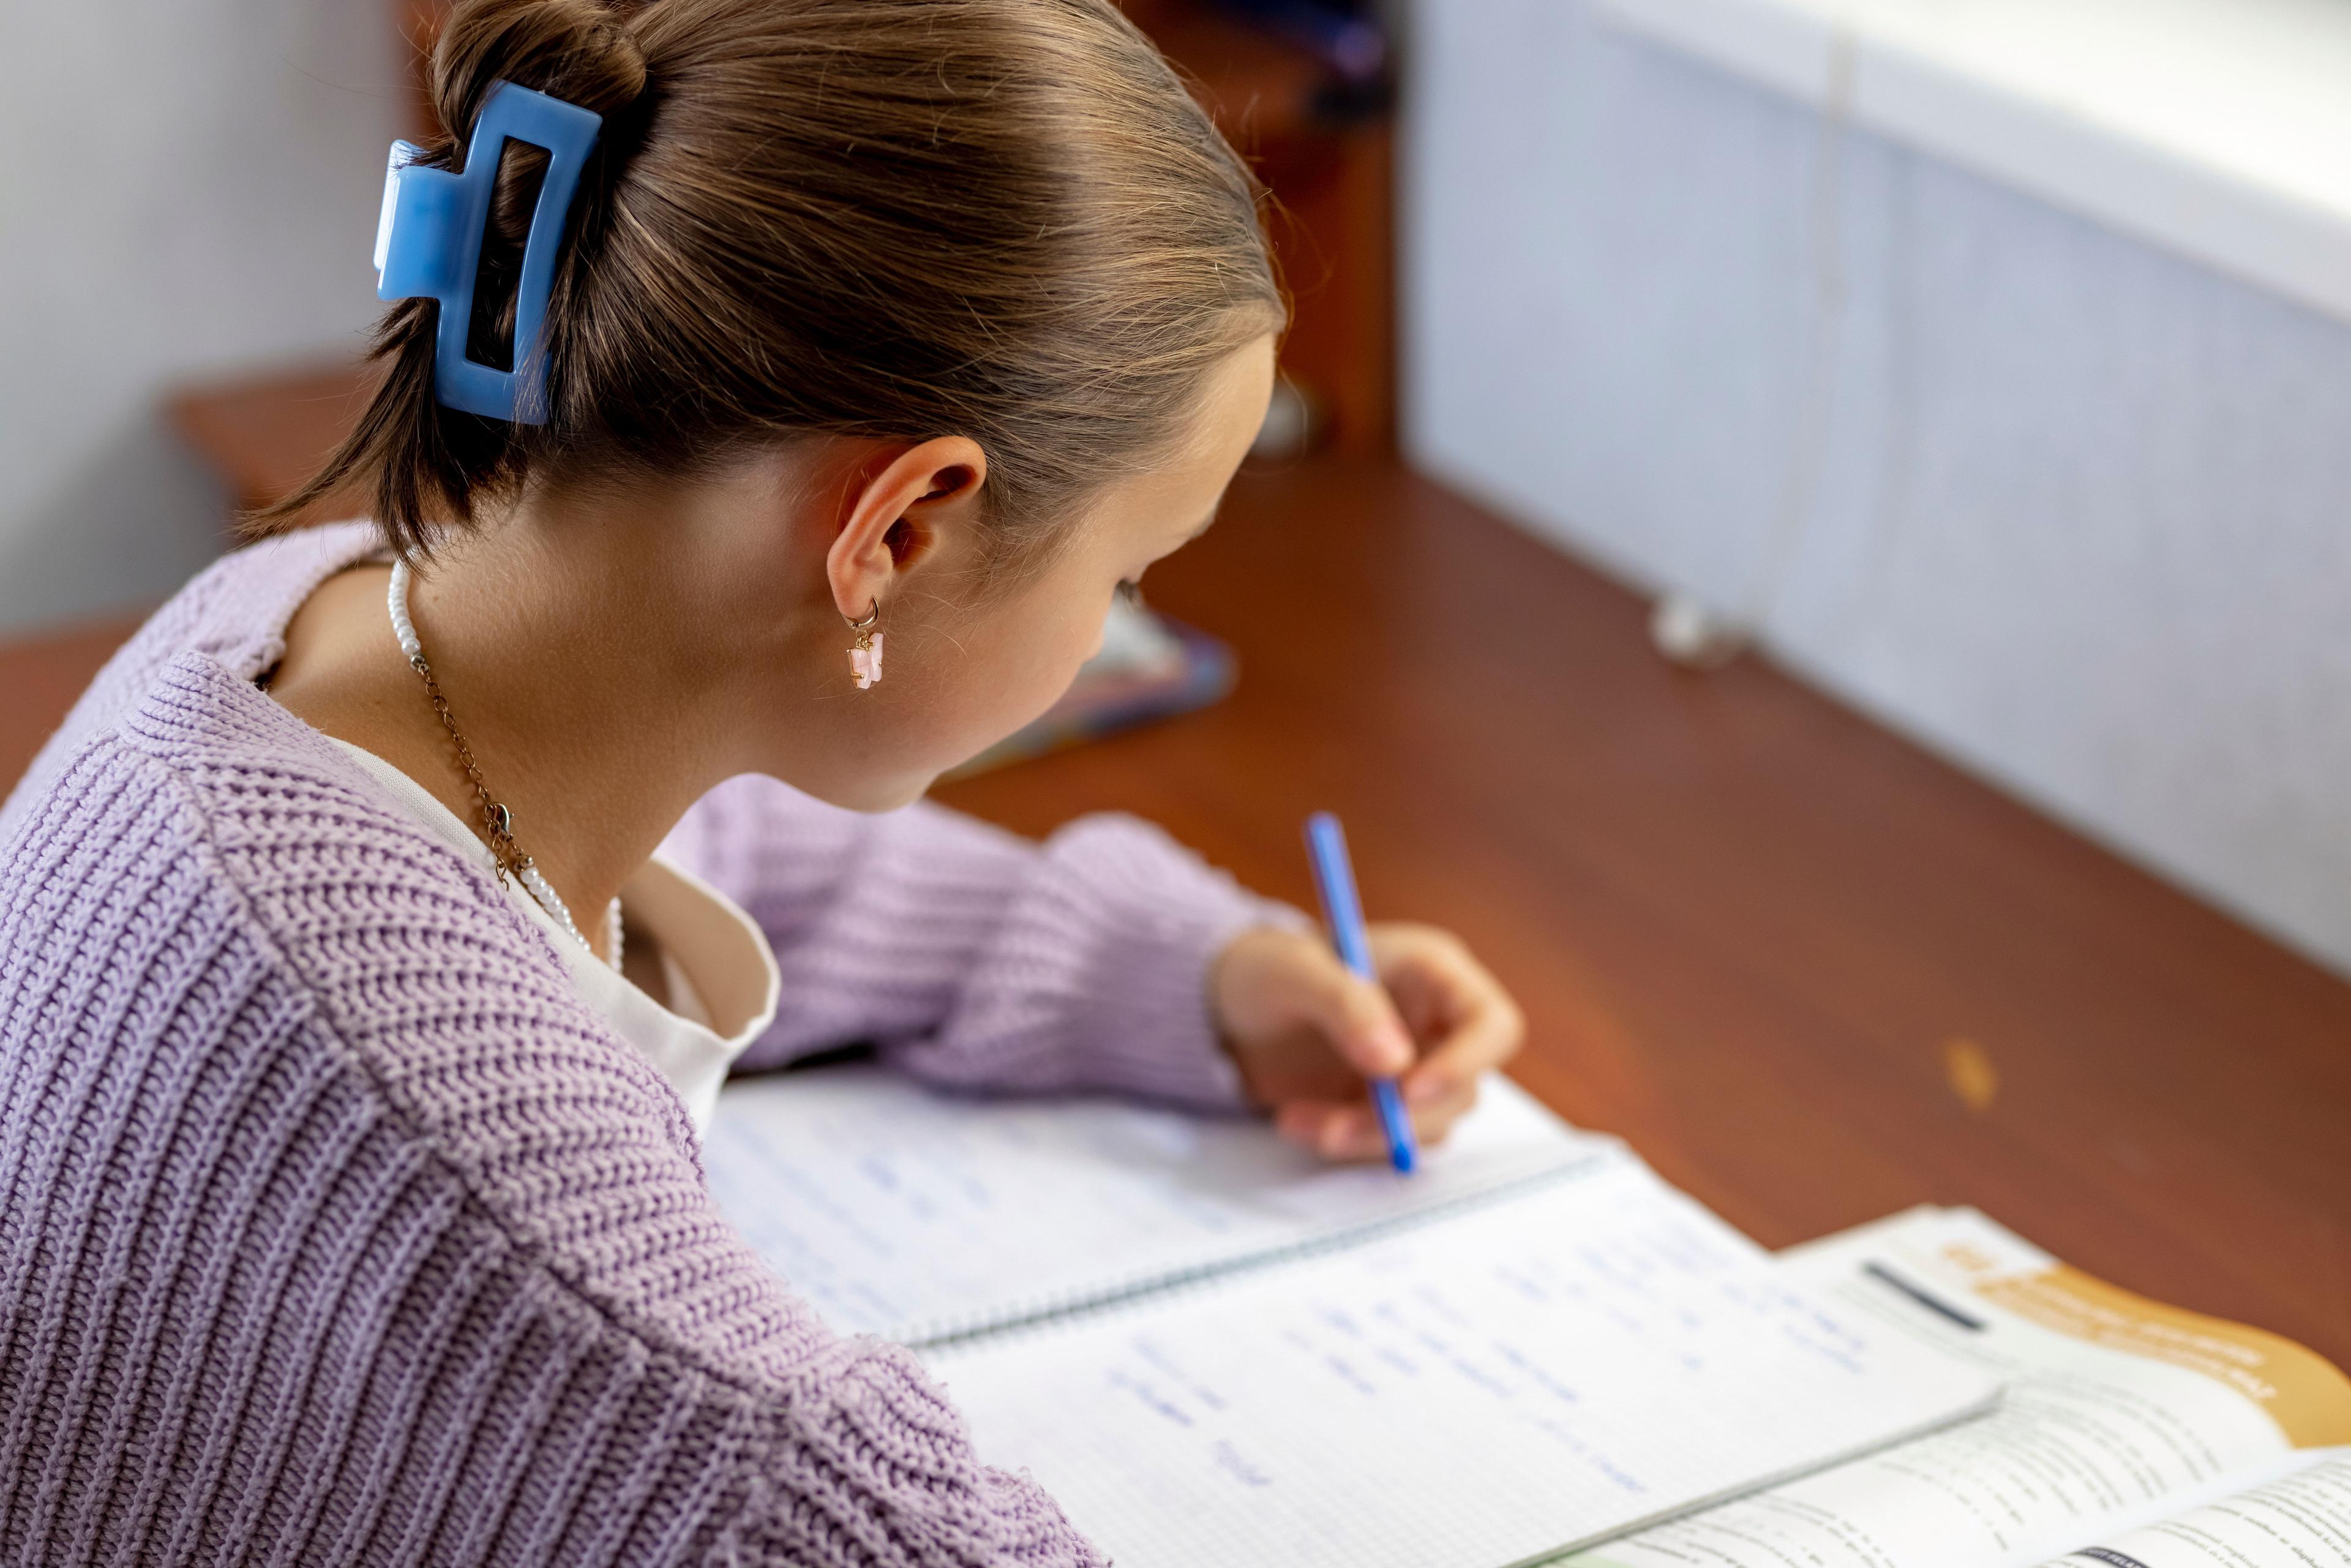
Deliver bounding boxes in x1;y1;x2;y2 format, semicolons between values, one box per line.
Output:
1210;921;1526;1161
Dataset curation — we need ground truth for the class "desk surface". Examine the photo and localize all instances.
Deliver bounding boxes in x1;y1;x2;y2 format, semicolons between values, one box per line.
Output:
5;454;2346;1369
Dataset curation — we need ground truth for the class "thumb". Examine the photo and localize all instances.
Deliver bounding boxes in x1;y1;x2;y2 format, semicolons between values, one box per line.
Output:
1293;947;1415;1079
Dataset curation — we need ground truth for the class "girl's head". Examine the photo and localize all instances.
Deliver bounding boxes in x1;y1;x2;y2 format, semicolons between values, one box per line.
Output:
267;0;1283;808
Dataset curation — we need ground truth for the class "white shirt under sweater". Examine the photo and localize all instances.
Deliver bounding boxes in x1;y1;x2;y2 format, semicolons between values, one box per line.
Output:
329;737;781;1130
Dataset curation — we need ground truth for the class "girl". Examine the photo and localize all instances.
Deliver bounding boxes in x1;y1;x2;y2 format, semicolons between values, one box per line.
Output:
0;1;1523;1561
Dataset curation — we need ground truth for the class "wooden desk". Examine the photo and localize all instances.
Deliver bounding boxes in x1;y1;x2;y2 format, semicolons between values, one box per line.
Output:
6;454;2346;1370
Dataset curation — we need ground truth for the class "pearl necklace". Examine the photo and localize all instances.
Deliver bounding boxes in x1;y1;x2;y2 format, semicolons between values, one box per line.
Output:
388;558;623;970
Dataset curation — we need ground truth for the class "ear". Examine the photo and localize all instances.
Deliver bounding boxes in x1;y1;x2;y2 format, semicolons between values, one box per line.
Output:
825;436;989;623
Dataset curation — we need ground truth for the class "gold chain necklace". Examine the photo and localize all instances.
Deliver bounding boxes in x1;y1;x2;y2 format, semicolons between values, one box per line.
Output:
387;558;621;969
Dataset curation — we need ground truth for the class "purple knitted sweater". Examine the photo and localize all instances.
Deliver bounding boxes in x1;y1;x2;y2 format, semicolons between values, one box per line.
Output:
0;523;1281;1566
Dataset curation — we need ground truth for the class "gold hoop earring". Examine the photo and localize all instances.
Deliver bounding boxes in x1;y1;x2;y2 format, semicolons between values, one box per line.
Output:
846;601;884;690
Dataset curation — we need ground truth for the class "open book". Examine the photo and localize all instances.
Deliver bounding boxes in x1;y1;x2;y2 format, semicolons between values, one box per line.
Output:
1573;1207;2351;1568
706;1069;1998;1565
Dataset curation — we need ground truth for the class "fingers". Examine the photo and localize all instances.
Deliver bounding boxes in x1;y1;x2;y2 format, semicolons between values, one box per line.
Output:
1403;994;1523;1107
1275;1079;1482;1161
1286;940;1416;1081
1229;920;1529;1166
1371;926;1525;1109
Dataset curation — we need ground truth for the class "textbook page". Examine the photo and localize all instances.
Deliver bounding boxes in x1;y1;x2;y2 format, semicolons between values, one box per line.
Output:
2038;1450;2351;1567
1575;1207;2351;1568
705;1064;1607;1343
932;1157;1999;1568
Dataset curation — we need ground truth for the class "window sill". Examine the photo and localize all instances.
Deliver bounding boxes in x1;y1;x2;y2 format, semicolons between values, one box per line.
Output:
1593;0;2351;325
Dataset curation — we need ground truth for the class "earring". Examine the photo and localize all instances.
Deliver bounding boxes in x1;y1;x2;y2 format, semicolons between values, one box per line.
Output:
846;601;884;690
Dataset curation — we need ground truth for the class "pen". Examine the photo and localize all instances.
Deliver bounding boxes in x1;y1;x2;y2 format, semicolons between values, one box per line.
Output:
1303;812;1419;1175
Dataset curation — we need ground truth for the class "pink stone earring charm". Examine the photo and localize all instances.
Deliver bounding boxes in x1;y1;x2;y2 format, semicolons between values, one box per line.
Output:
846;601;885;690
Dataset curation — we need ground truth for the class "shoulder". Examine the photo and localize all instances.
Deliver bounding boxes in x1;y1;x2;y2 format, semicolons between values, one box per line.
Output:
0;655;785;1474
107;650;714;1172
0;707;780;1557
8;651;735;1311
0;653;1095;1563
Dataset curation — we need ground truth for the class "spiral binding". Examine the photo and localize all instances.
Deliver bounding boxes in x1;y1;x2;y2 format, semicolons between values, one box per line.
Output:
909;1141;1633;1357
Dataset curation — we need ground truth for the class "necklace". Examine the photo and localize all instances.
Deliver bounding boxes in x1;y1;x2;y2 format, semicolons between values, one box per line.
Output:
388;558;623;970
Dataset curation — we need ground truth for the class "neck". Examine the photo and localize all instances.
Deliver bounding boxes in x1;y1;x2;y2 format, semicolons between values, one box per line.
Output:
410;528;732;918
271;496;803;934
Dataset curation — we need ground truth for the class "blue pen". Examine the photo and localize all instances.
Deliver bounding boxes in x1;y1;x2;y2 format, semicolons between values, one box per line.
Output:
1303;812;1419;1174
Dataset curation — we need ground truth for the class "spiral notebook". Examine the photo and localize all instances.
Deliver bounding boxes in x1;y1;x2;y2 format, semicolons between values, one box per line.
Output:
703;1063;1611;1346
705;1069;2000;1566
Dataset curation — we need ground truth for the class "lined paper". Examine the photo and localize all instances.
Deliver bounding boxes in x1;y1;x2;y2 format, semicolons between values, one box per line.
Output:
705;1065;1607;1343
929;1158;2001;1568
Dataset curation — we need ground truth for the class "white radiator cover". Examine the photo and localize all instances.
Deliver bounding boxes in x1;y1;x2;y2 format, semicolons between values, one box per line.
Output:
1402;0;2351;975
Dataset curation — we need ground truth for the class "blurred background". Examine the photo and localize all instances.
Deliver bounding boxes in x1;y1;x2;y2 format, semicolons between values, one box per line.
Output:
7;0;2351;992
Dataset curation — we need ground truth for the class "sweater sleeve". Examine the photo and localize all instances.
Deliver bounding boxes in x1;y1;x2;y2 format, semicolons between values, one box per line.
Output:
659;775;1305;1109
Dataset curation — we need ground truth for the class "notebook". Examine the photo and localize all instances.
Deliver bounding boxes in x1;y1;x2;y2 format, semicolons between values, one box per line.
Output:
706;1068;2001;1565
703;1063;1609;1346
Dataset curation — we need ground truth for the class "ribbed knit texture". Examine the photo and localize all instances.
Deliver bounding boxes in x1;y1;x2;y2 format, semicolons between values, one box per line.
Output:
0;524;1292;1566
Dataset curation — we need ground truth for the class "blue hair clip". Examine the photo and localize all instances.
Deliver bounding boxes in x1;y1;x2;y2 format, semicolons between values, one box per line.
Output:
373;81;603;424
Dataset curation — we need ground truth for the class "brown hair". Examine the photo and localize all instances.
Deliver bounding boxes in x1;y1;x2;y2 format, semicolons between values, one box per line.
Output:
256;0;1284;564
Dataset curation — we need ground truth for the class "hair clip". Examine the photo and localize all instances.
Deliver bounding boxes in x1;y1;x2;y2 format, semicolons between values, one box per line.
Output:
373;81;603;424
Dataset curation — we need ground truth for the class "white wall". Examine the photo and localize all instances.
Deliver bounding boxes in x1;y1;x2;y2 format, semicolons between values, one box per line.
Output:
1403;0;2351;975
0;0;403;634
